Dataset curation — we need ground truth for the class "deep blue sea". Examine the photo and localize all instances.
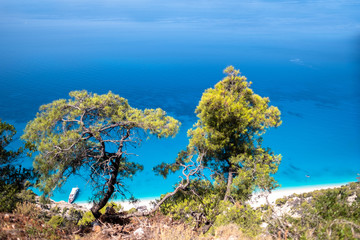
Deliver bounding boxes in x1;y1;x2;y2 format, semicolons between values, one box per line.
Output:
1;0;359;202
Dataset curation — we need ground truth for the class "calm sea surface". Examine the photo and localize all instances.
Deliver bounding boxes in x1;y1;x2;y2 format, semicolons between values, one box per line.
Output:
1;0;359;202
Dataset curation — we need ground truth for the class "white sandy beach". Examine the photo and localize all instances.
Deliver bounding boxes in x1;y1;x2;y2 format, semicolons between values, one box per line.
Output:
75;197;156;211
73;183;347;211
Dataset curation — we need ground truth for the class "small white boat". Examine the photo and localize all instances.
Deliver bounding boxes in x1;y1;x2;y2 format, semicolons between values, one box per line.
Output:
68;187;79;203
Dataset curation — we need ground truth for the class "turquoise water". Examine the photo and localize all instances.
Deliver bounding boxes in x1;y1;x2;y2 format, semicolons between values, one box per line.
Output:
1;0;359;202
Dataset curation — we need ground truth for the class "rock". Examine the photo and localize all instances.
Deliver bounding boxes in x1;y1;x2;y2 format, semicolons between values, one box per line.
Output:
136;205;147;213
92;221;101;232
133;227;145;239
261;222;268;229
93;225;101;232
348;193;357;205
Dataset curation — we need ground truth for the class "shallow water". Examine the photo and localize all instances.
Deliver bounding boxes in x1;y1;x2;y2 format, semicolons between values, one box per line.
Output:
1;0;359;202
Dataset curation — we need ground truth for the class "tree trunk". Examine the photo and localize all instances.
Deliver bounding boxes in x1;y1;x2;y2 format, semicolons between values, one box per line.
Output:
102;153;205;221
91;157;121;219
224;170;233;201
91;130;130;219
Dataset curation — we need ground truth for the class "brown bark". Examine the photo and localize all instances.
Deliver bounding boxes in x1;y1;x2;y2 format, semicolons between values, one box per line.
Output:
223;170;233;201
91;156;121;219
91;129;130;219
102;153;205;220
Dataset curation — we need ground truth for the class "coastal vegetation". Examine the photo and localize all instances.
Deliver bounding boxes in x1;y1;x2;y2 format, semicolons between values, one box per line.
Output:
155;66;281;235
21;90;180;218
265;182;360;239
0;67;359;239
0;119;34;212
1;182;359;239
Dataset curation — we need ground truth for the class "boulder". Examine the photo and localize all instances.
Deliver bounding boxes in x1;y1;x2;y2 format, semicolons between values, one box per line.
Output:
133;227;145;239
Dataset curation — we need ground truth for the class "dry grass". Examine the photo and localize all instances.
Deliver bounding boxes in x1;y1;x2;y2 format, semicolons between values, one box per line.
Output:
1;208;272;240
148;221;199;240
0;209;270;240
82;219;272;240
146;222;272;240
13;201;41;219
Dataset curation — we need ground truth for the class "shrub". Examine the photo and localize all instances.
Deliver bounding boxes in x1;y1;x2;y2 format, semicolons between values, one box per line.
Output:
62;207;69;216
78;211;95;226
68;207;84;223
78;201;123;226
48;215;64;228
211;202;263;238
266;182;360;239
13;202;40;219
99;201;123;214
0;120;34;213
275;197;287;206
50;206;61;214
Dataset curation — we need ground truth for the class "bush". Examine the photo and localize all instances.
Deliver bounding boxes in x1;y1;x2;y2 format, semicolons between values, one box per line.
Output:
62;207;69;216
275;197;287;206
266;182;360;239
48;215;64;228
78;201;123;226
0;184;18;212
159;180;263;237
211;202;263;238
0;120;34;213
50;206;61;214
68;207;84;223
99;201;123;214
13;202;41;219
78;211;95;226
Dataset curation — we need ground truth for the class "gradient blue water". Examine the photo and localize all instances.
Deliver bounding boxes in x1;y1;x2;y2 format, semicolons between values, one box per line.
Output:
1;0;359;202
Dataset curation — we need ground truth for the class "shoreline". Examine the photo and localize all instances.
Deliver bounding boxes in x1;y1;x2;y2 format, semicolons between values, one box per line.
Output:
71;182;350;211
75;197;157;211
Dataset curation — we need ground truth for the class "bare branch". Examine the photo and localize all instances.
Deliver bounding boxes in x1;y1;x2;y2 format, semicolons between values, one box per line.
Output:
113;152;206;219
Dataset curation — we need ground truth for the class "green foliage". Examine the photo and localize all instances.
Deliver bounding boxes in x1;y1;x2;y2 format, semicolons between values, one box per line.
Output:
160;180;222;224
62;207;68;216
267;182;360;239
50;206;61;214
211;202;263;238
39;195;51;206
156;66;281;236
0;184;19;212
187;66;282;202
18;188;36;202
68;207;83;223
127;207;137;214
159;179;262;237
48;215;64;228
22;90;180;216
25;226;58;240
0;119;34;212
78;211;95;226
78;202;122;226
275;197;288;206
0;119;23;163
99;201;123;214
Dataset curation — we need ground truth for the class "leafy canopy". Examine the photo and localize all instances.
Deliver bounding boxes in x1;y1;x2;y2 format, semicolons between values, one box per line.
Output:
188;66;282;202
156;66;282;234
0;119;33;212
22;90;180;205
